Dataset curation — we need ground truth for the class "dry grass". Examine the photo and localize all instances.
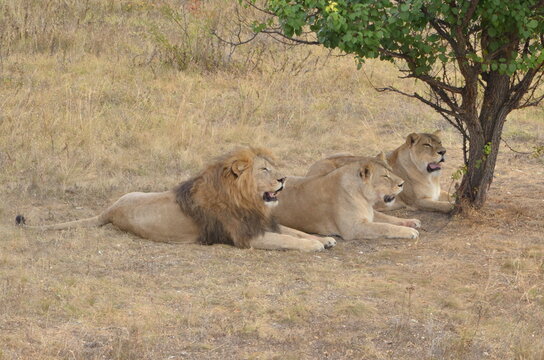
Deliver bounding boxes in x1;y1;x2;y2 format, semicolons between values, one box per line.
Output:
1;0;544;359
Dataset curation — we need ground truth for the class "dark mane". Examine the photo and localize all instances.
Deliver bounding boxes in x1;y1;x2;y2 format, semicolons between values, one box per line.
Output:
175;177;235;246
174;151;279;248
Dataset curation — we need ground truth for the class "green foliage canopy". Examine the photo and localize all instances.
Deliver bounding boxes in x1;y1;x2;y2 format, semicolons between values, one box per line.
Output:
265;0;544;76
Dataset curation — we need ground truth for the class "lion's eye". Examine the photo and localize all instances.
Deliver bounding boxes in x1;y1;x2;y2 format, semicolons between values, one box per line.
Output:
261;168;269;172
423;144;432;148
382;175;390;179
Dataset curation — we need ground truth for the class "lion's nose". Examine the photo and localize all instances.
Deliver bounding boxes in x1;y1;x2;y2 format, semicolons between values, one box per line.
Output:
398;182;404;188
278;177;286;184
438;150;446;156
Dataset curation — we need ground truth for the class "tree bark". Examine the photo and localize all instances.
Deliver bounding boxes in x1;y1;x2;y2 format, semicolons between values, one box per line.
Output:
457;71;511;209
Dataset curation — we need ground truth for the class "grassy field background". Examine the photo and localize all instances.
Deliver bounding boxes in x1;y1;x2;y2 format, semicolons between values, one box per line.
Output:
1;0;543;359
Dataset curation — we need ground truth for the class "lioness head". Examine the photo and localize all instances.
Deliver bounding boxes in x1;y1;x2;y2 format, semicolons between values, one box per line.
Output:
224;148;286;208
359;153;404;206
405;130;446;175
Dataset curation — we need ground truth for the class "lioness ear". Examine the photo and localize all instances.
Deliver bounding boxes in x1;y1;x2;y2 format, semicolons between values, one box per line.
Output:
231;160;249;177
406;133;419;146
433;130;442;138
376;152;386;163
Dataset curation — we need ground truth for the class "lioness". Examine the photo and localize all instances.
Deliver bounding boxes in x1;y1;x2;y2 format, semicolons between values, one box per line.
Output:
273;154;421;240
306;131;454;213
16;148;336;252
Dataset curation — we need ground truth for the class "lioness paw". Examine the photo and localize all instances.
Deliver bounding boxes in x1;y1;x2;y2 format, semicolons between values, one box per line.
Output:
444;203;455;213
403;219;421;229
308;241;325;252
321;236;337;249
432;201;455;213
407;228;419;239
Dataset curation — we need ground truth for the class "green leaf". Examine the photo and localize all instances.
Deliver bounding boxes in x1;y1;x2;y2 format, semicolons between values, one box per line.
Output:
527;19;538;29
251;21;267;33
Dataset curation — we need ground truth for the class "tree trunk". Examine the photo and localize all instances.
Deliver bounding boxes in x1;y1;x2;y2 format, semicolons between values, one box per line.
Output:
457;119;505;208
457;72;511;210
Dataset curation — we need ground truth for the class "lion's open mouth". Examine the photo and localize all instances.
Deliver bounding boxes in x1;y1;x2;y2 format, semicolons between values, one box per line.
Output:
263;184;283;203
263;191;279;202
383;195;396;203
427;162;442;172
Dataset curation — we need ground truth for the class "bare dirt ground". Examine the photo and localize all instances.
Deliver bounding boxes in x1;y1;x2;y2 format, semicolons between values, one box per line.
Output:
1;1;544;359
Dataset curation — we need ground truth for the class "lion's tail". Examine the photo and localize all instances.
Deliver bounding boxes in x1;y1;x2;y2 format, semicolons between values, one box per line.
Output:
15;214;109;230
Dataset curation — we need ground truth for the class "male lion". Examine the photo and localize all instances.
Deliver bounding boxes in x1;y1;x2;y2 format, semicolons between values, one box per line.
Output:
273;154;421;241
16;148;336;252
306;131;454;213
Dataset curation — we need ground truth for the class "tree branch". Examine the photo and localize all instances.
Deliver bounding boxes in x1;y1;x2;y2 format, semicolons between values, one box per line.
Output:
501;137;533;155
375;86;459;118
407;74;463;94
260;29;320;45
242;0;276;16
508;62;544;110
213;30;259;47
462;0;479;28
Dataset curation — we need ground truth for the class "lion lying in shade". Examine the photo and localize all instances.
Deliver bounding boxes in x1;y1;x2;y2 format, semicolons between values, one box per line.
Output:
306;131;454;213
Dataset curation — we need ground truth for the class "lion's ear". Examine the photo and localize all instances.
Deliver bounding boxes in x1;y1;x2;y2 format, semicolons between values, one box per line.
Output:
231;159;250;177
406;133;419;146
376;152;386;162
433;130;442;138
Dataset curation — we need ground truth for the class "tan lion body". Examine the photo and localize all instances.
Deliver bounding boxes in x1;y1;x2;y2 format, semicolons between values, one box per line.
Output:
20;148;336;252
306;131;454;213
273;156;420;241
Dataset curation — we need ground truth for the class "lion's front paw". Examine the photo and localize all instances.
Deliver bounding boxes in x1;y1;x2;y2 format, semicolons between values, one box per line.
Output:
321;236;337;249
307;241;325;252
407;228;419;239
444;203;456;213
402;218;421;229
434;201;455;213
